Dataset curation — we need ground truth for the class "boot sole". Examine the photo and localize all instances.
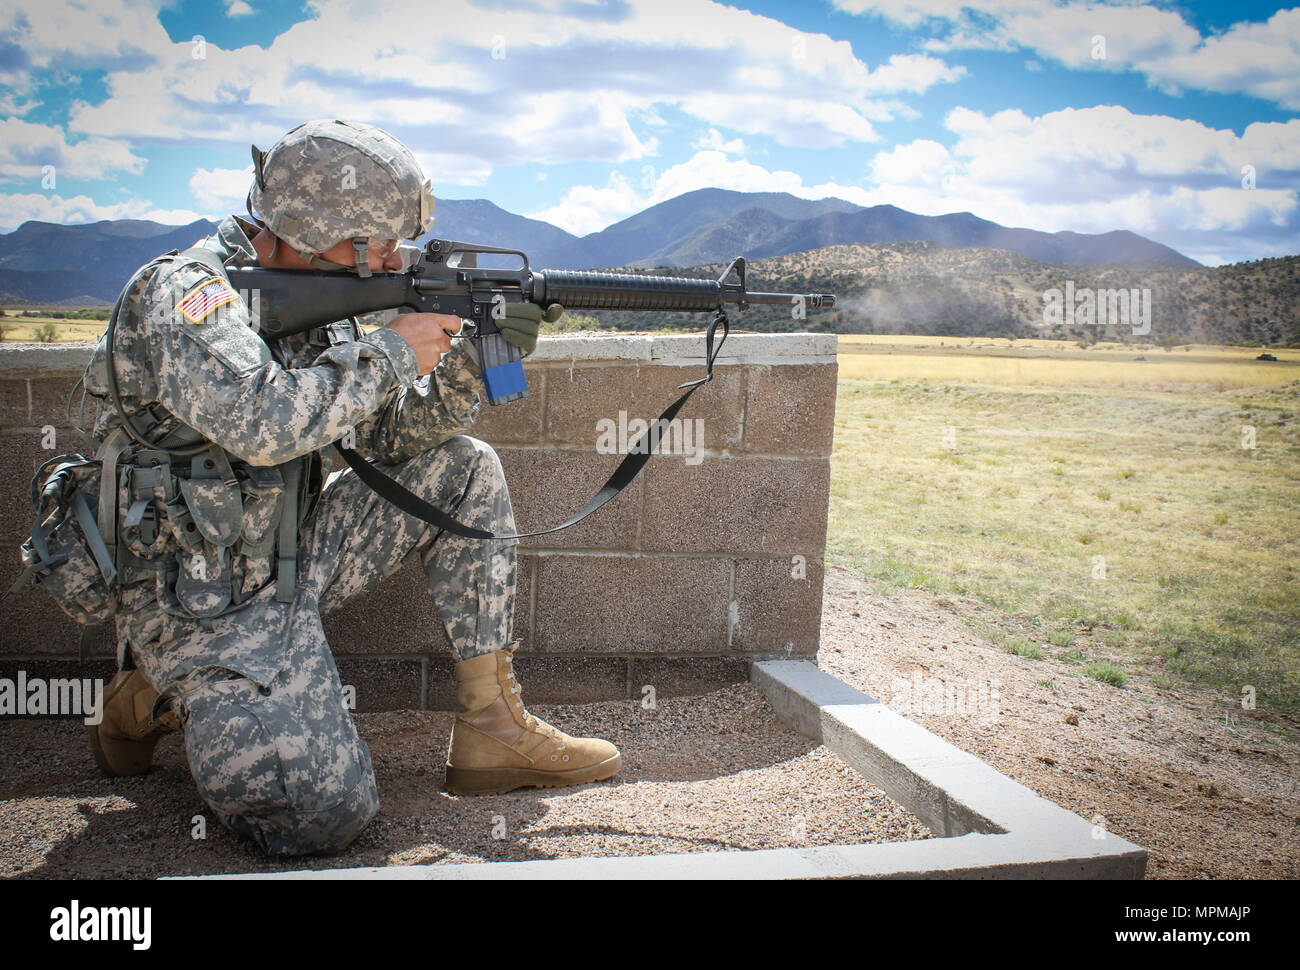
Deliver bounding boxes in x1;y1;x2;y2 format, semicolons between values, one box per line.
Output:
445;753;622;796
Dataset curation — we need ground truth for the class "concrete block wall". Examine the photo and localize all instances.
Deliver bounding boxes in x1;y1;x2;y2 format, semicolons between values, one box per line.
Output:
0;333;837;710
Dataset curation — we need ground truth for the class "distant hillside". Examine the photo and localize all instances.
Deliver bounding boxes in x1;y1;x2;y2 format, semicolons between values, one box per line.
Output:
0;188;1197;304
416;198;578;261
541;190;862;268
588;242;1299;347
0;218;220;302
538;188;1198;270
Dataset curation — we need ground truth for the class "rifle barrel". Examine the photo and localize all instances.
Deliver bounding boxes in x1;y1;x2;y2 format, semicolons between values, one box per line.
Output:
531;269;834;312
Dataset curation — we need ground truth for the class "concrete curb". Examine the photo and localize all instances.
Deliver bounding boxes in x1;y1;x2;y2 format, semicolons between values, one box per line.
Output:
173;660;1146;880
750;660;1147;877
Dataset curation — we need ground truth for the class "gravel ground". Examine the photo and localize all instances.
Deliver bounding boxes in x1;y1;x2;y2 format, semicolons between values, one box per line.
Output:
0;682;929;878
6;563;1294;879
819;565;1300;880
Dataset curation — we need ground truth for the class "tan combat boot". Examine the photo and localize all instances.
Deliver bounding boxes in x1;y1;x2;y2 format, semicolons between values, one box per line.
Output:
445;646;621;796
88;669;180;777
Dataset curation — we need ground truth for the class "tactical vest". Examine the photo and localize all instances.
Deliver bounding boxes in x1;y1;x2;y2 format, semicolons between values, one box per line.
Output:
6;245;319;638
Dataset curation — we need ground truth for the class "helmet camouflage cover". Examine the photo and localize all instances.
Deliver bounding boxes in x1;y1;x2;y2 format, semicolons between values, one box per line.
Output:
248;119;435;273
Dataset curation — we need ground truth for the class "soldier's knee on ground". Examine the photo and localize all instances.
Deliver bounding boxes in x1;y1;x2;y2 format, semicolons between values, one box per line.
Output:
177;672;379;856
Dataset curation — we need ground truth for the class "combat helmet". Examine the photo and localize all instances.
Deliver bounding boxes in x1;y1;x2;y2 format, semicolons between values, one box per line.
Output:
247;119;435;277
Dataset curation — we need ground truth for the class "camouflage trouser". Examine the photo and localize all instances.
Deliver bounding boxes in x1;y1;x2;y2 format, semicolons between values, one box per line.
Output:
129;435;517;855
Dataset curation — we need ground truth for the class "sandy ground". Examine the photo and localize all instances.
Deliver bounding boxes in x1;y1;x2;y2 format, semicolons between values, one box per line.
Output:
3;564;1296;878
0;682;928;878
819;565;1300;880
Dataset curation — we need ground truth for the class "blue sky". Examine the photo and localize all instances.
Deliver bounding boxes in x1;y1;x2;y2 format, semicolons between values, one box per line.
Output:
1;0;1297;265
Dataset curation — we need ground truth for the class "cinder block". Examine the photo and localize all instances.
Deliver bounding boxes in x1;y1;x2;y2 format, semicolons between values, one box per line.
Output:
0;374;85;431
532;555;731;653
629;656;750;698
542;362;742;449
334;657;423;712
508;655;629;705
499;447;642;551
30;374;84;430
640;456;829;555
469;369;546;444
0;379;31;427
730;558;825;656
742;363;837;456
322;558;446;655
426;656;456;710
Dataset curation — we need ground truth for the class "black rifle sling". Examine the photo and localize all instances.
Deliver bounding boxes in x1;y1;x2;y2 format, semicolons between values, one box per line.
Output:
334;311;729;541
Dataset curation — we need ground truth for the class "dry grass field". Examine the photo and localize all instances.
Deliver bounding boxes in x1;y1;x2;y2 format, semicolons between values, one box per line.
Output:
0;314;106;342
830;336;1300;718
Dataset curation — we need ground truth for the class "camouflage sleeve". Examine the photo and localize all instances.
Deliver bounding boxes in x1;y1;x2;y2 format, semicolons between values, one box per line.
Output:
352;331;484;463
142;261;420;466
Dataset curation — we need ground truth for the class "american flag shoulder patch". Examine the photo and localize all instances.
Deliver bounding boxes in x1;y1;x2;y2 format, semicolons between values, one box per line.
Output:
178;276;238;324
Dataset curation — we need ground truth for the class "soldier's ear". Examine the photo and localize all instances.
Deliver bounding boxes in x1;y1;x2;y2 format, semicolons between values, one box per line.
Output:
250;145;267;191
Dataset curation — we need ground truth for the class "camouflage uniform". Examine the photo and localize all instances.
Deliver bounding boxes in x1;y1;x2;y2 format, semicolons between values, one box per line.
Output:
81;214;517;855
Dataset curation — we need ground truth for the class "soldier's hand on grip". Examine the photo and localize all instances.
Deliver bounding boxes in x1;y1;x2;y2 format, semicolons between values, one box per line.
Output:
386;312;463;374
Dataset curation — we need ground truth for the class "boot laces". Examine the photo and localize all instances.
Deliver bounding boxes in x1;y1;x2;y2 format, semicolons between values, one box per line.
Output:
505;661;566;754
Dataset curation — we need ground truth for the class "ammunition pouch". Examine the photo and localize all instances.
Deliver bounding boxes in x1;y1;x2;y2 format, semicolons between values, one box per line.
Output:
6;454;118;626
6;428;305;630
150;445;301;621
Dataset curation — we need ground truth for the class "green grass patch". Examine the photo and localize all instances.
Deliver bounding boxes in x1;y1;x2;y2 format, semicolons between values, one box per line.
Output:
1083;661;1128;687
1005;636;1044;659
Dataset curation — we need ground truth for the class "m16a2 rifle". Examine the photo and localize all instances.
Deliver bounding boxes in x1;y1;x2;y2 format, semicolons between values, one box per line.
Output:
223;238;837;541
226;238;836;406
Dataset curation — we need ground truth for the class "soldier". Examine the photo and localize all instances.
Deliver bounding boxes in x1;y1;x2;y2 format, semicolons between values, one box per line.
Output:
76;119;621;855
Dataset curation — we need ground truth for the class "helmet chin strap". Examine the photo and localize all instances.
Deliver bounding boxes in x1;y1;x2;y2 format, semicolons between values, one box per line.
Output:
288;237;371;277
352;237;372;278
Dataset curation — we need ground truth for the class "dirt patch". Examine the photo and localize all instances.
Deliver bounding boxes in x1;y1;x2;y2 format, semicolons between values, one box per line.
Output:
818;565;1300;880
0;683;928;878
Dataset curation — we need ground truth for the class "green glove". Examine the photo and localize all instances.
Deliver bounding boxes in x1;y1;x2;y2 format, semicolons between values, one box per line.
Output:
497;302;563;358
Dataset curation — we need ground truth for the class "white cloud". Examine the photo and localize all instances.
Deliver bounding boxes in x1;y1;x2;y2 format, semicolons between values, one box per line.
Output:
52;0;962;187
694;129;748;155
526;172;645;238
0;119;147;180
861;53;967;93
189;165;254;213
0;0;172;87
832;0;1300;110
868;139;957;192
0;192;206;233
224;0;254;17
1147;9;1300;110
859;106;1300;263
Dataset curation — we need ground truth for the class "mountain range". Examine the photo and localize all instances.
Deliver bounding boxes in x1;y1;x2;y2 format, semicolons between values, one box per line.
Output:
0;188;1199;305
